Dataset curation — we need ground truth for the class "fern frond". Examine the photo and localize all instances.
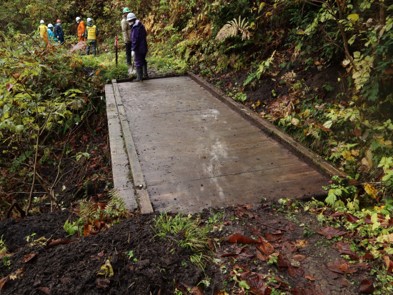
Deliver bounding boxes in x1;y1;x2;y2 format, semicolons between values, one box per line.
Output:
78;200;97;223
216;16;252;42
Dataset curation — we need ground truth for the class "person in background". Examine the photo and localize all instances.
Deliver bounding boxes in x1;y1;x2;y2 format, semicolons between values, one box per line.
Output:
54;19;64;44
85;18;98;56
47;23;55;43
127;12;148;81
38;20;49;46
121;7;132;68
76;17;86;42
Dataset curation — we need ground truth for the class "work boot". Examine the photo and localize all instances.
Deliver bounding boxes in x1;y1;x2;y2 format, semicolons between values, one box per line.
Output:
142;64;149;79
128;64;136;76
135;66;143;82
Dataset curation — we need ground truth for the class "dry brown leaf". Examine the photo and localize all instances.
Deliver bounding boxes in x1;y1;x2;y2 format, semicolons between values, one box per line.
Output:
327;259;357;274
292;254;306;262
46;238;72;248
288;265;304;277
265;232;283;241
256;250;268;261
38;286;51;295
240;271;271;295
257;238;274;255
226;233;260;244
0;276;9;291
317;227;347;239
304;274;316;281
96;278;111;289
359;279;374;294
294;240;308;248
383;256;393;273
334;241;358;259
22;253;37;263
9;268;24;280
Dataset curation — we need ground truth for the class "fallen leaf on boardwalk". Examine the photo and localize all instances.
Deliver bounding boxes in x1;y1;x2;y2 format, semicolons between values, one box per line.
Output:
327;259;357;274
226;233;260;244
317;227;347;239
22;253;37;263
359;279;374;294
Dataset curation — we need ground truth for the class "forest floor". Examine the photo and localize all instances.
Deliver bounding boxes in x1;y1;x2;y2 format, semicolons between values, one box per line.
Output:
0;67;377;295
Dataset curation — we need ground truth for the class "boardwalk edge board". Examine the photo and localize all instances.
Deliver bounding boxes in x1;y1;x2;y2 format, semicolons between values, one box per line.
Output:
187;72;346;179
106;81;153;213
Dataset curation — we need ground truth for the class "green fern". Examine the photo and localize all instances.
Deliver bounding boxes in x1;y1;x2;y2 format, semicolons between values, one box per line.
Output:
216;16;251;41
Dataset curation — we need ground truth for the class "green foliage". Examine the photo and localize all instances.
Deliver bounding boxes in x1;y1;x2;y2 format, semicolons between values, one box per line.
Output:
78;193;127;225
243;51;276;87
154;213;212;269
324;176;358;209
63;218;83;236
233;92;247;103
126;250;138;262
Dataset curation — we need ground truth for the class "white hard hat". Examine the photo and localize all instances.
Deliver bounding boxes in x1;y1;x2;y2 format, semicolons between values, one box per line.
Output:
40;20;44;24
126;13;136;21
76;17;81;22
87;17;92;22
48;23;53;28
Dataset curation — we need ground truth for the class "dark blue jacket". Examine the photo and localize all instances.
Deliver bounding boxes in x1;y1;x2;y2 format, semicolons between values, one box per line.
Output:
54;23;64;43
131;20;147;55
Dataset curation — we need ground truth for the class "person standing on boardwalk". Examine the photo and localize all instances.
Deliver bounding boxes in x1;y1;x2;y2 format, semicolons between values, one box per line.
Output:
85;18;98;56
38;20;49;46
121;7;132;68
54;19;64;44
127;12;148;81
76;17;86;42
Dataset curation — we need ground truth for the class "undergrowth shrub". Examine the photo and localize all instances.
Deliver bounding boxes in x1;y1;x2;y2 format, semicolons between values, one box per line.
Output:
0;31;105;216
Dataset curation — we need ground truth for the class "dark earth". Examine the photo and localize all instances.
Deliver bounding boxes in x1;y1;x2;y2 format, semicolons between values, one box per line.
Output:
0;66;377;294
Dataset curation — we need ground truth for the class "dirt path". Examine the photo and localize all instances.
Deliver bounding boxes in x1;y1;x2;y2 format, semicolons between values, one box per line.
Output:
0;203;373;294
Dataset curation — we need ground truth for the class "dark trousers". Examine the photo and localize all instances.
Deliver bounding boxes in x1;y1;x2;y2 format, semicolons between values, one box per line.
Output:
86;40;97;56
134;51;147;68
125;42;132;65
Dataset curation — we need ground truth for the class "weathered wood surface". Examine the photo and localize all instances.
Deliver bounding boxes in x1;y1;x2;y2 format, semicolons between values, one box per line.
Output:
107;76;335;213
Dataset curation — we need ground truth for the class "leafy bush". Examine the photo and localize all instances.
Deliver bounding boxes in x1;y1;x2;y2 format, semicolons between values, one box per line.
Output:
0;31;105;215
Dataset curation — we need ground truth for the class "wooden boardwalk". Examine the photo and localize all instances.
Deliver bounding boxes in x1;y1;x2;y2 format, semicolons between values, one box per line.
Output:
105;74;343;213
